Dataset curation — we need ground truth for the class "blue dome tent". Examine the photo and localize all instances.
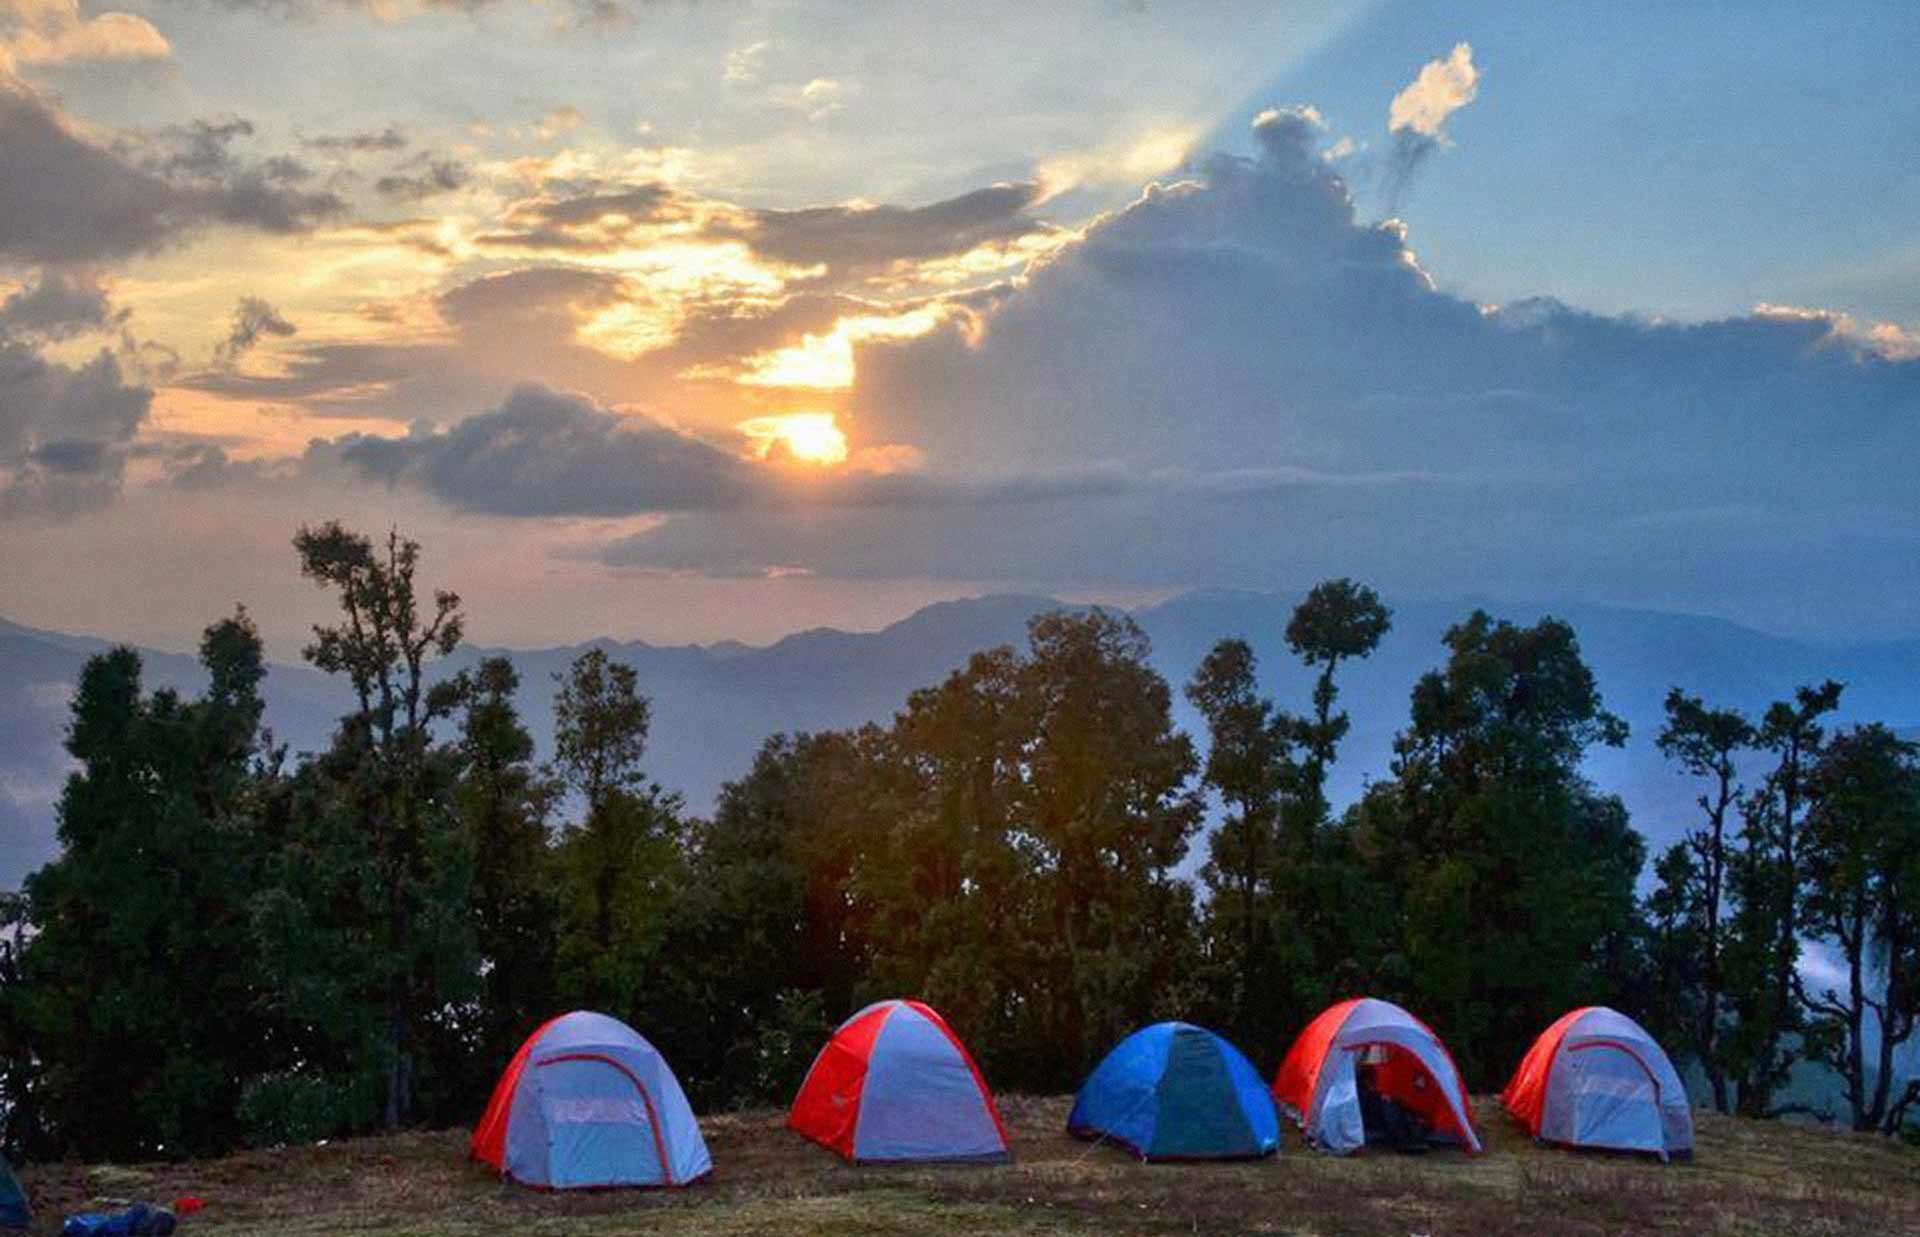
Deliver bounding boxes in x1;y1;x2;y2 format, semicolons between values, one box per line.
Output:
1069;1022;1280;1161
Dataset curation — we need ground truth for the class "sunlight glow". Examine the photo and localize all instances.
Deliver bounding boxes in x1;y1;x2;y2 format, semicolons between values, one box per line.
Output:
737;412;850;465
736;306;948;390
1035;123;1200;202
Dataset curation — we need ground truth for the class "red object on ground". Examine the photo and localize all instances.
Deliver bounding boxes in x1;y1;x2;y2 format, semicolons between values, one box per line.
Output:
173;1196;204;1215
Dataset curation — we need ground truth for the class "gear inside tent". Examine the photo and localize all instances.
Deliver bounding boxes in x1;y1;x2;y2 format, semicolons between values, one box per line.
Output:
1271;997;1481;1155
789;998;1010;1163
470;1010;712;1189
1502;1006;1694;1160
1069;1021;1280;1161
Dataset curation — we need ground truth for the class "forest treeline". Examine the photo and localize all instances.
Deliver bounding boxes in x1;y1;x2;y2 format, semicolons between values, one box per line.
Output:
1;523;1916;1160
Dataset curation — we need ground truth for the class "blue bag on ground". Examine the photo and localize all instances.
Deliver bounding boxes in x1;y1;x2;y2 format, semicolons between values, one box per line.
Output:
61;1202;176;1236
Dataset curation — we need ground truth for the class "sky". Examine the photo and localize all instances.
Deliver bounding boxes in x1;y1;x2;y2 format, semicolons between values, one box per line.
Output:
2;0;1918;655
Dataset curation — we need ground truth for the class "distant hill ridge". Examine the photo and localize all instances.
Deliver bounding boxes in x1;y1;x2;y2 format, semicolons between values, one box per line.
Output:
5;591;1918;890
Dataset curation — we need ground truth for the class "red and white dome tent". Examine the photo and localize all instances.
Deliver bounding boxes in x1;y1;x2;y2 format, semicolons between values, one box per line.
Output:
1271;997;1481;1155
789;998;1010;1164
470;1011;712;1189
1503;1007;1693;1161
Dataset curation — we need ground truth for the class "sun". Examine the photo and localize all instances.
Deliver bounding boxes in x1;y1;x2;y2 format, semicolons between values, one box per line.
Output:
737;412;850;466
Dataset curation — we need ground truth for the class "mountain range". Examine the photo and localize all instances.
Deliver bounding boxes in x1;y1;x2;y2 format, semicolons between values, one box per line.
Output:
5;591;1918;892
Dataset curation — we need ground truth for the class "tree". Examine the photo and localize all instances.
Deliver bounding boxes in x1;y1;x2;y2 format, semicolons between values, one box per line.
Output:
13;612;279;1157
1354;610;1643;1082
1644;842;1705;1064
551;647;650;821
1185;581;1391;1052
1285;578;1391;829
661;734;828;1104
1010;610;1204;1085
547;648;684;1019
1186;639;1289;1026
1725;681;1842;1117
288;522;472;1129
780;610;1202;1091
1799;724;1920;1133
455;657;558;1073
1654;688;1754;1113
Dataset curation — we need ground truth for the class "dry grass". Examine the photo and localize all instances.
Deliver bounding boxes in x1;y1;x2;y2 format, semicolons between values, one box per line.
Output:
17;1095;1920;1236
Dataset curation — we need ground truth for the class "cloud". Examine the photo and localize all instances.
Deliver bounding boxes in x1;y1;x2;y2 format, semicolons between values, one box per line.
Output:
723;40;767;85
312;368;1447;548
790;77;844;122
0;80;344;263
0;77;188;261
476;177;1049;281
750;104;1920;632
1035;122;1200;202
136;116;349;233
536;105;583;139
321;383;756;516
718;182;1051;273
0;270;125;339
52;66;1910;637
1;0;170;67
0;333;151;517
1384;42;1480;209
302;124;408;154
213;295;296;365
375;156;468;200
1389;42;1480;139
474;181;691;251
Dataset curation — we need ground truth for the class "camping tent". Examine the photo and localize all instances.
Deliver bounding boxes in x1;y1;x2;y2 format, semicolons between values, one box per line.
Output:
1502;1007;1693;1160
1068;1021;1280;1160
788;998;1009;1163
1272;997;1481;1155
0;1155;28;1229
470;1010;711;1189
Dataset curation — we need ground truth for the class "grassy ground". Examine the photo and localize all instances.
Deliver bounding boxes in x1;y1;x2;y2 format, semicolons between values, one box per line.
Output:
18;1095;1920;1236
